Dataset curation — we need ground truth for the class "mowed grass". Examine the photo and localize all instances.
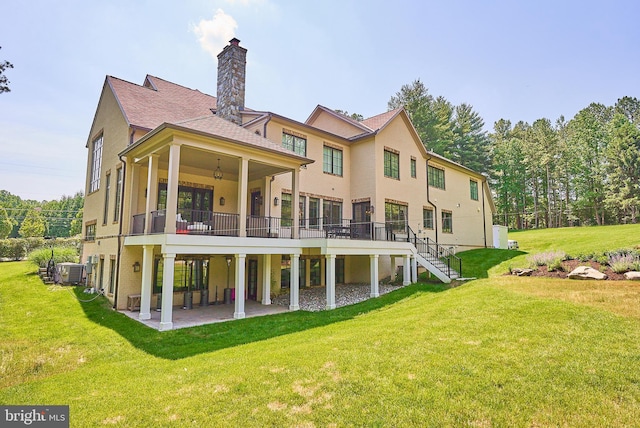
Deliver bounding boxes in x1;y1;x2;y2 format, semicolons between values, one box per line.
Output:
0;224;639;427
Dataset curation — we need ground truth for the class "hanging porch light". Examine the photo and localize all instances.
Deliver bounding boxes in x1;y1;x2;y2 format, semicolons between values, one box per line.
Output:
214;158;223;180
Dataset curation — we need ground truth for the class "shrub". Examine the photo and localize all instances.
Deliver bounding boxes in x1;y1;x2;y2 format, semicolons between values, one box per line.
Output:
547;259;565;272
527;251;567;270
0;239;25;260
574;253;593;262
0;237;82;261
28;247;79;268
608;253;640;274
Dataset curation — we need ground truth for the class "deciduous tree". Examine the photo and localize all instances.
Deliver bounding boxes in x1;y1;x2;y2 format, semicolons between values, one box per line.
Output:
0;206;14;238
18;209;46;238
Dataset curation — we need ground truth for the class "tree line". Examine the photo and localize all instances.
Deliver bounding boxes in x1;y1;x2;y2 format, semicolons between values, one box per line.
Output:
0;190;84;238
386;80;640;229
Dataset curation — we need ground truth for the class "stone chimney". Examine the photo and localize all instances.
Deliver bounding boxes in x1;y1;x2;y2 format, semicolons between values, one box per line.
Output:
216;38;247;125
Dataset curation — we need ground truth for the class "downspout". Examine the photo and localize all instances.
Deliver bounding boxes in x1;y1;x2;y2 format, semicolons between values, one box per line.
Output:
426;154;438;243
262;114;271;139
268;176;275;217
112;148;128;309
481;177;487;248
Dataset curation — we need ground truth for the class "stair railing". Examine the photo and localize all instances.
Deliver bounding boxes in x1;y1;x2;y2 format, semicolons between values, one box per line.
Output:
406;226;462;278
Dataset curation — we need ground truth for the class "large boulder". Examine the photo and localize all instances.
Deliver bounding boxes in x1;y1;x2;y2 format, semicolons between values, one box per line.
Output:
624;271;640;281
511;268;534;276
567;266;608;280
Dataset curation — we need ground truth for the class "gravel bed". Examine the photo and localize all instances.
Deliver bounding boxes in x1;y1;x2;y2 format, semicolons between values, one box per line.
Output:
272;283;407;311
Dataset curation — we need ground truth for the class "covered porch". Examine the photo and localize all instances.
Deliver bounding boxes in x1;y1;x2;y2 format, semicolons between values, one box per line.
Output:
122;299;289;330
122;236;418;331
120;120;310;242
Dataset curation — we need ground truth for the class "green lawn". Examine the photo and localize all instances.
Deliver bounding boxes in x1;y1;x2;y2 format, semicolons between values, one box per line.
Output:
2;225;640;426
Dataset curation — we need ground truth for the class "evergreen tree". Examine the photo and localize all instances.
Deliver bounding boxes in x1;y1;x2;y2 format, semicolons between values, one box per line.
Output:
567;103;613;225
605;114;640;223
451;103;492;175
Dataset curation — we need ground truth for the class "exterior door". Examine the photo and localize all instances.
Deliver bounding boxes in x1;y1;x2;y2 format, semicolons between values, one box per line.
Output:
251;191;262;216
352;202;372;239
247;259;258;300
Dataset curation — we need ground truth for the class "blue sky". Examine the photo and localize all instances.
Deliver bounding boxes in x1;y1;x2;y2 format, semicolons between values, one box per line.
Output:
1;0;638;200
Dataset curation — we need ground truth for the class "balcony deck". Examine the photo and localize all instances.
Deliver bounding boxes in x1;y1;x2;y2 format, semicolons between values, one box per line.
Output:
130;209;400;241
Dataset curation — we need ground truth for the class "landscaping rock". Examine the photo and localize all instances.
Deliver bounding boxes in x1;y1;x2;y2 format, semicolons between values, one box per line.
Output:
511;268;534;276
624;271;640;281
567;266;608;280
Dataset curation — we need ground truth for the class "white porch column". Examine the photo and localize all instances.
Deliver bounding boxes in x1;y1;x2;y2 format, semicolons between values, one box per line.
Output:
370;254;380;298
261;254;271;305
237;157;249;237
326;254;336;310
403;254;411;286
165;144;181;234
234;254;246;319
305;258;311;287
411;256;418;283
289;254;300;310
144;154;159;234
159;252;175;331
139;244;154;320
292;167;300;239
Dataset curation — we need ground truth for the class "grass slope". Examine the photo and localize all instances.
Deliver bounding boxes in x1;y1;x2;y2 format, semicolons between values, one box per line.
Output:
3;251;640;427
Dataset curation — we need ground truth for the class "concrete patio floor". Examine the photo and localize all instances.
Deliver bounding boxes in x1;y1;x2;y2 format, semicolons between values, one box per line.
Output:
122;300;289;330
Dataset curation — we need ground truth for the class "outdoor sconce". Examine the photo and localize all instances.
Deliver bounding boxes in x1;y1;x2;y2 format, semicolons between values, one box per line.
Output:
219;196;225;206
133;261;140;272
273;197;279;206
366;205;375;215
225;256;232;267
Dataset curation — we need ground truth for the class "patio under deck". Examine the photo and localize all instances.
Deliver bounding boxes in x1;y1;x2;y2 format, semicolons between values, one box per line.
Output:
122;300;289;330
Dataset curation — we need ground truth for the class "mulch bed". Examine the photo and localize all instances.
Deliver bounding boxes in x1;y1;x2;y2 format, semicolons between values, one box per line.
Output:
527;259;627;280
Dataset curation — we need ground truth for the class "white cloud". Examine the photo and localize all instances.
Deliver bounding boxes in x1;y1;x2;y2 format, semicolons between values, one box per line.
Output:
193;9;238;59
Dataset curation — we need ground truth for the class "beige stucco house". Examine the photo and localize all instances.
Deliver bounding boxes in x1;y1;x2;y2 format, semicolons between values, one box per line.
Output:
82;38;495;330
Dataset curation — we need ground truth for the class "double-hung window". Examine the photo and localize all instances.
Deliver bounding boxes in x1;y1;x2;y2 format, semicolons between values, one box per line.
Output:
428;165;445;189
323;145;343;176
90;134;103;193
85;223;96;241
442;210;453;233
410;157;417;178
103;173;110;225
470;179;479;201
423;208;434;229
384;149;399;179
282;132;307;156
113;168;123;222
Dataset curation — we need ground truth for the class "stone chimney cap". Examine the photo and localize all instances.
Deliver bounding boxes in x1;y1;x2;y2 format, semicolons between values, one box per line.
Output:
229;38;241;46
